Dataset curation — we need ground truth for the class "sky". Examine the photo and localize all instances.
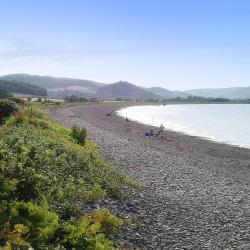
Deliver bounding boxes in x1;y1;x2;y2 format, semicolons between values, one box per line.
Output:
1;0;250;90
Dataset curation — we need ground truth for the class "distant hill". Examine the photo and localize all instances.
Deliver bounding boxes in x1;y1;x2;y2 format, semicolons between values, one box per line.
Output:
95;81;160;100
1;74;105;98
1;74;189;100
185;87;250;100
149;87;189;99
3;73;250;100
0;79;47;98
148;87;174;98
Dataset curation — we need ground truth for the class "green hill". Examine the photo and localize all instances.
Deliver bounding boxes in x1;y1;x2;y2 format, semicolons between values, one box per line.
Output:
95;81;160;100
0;86;12;99
1;74;104;98
0;79;47;99
149;87;189;99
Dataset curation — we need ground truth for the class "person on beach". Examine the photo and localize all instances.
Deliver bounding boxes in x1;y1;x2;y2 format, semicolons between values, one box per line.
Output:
155;124;164;138
149;128;154;136
145;128;155;137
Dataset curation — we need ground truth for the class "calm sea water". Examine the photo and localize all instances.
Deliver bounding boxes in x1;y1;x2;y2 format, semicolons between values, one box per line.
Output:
117;104;250;148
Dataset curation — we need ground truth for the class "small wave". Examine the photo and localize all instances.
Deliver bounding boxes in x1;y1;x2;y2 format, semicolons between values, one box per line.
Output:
117;104;250;149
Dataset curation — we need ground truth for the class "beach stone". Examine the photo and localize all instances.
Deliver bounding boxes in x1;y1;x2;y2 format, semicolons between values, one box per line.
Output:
47;103;250;250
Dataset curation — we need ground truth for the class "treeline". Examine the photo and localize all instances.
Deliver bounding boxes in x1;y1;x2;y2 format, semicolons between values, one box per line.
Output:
61;94;250;104
0;79;47;98
64;96;235;103
145;96;250;103
161;96;232;103
64;95;98;102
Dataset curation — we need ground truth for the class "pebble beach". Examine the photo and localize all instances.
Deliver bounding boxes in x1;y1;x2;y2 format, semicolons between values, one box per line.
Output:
48;102;250;249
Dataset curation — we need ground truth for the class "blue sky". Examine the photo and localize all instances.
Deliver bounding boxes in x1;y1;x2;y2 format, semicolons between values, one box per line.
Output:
1;0;250;89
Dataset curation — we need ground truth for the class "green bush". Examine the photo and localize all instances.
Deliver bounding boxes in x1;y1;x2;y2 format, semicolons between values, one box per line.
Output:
83;183;107;203
0;100;17;124
0;223;31;249
9;202;59;245
58;209;122;249
0;107;135;249
91;208;123;234
71;125;87;145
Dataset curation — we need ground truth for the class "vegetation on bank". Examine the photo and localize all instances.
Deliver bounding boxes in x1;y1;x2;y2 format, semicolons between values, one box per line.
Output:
0;100;135;249
0;100;18;125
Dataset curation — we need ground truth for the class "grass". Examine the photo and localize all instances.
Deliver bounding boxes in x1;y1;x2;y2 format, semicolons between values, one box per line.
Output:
0;105;136;249
71;125;87;145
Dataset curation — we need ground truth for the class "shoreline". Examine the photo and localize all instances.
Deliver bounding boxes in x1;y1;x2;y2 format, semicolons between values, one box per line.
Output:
115;104;250;150
48;102;250;249
116;105;248;150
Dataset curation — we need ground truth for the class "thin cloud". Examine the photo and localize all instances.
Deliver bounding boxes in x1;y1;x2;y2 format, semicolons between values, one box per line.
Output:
0;38;122;60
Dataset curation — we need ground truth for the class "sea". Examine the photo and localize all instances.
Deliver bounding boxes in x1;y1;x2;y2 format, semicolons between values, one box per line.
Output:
117;104;250;148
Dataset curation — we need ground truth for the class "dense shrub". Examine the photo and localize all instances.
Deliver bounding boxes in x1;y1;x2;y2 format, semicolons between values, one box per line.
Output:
71;125;87;145
0;108;135;249
0;100;17;124
58;209;122;249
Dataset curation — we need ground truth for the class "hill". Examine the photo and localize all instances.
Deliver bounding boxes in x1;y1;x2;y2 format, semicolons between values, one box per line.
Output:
149;87;189;99
1;74;189;100
0;86;12;99
0;79;47;98
95;81;160;100
1;74;105;98
1;74;187;100
5;73;250;101
148;87;174;98
185;87;250;100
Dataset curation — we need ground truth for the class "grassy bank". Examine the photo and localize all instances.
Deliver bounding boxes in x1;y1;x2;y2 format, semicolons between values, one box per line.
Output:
0;102;135;249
